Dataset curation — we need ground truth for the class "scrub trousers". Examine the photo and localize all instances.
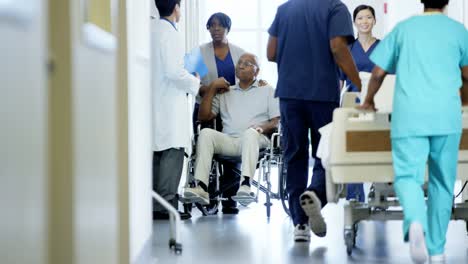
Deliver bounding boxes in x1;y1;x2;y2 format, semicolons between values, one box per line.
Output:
280;99;338;226
392;134;461;256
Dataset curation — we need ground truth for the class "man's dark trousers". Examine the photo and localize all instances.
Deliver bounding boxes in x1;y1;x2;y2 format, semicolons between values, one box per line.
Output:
153;148;185;212
280;99;338;225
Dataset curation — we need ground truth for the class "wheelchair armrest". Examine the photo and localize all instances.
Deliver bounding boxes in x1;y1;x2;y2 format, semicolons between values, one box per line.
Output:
196;116;223;136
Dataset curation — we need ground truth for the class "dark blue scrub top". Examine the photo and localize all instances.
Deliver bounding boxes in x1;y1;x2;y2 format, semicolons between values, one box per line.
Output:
268;0;354;103
341;39;380;92
215;51;236;86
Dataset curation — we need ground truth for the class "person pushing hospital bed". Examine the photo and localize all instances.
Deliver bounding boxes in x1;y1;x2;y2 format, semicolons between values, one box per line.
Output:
325;1;468;263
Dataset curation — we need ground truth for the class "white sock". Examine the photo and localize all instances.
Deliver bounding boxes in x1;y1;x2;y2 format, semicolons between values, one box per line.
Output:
430;254;445;263
409;222;428;264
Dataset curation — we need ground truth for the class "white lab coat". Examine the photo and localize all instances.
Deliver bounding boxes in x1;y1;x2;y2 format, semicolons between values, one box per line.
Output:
151;19;200;152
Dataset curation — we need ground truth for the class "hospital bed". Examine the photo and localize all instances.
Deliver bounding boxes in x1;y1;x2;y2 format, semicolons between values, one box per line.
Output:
325;77;468;255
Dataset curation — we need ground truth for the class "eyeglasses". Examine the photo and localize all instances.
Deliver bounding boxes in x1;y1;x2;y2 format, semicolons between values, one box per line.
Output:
236;60;256;68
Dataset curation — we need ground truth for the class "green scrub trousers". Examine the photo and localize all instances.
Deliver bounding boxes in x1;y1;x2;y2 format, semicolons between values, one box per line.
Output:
392;134;461;256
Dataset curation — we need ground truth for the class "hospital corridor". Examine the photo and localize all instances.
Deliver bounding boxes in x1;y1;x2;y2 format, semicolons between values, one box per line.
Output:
2;0;468;264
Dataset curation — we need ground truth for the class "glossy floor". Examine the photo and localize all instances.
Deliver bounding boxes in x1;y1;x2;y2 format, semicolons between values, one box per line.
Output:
148;197;468;264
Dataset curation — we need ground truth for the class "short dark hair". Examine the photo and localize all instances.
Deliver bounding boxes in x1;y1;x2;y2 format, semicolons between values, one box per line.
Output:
155;0;181;17
206;12;232;32
353;5;376;21
421;0;449;9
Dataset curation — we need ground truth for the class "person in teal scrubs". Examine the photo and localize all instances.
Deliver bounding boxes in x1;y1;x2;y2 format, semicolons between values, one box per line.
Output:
359;0;468;263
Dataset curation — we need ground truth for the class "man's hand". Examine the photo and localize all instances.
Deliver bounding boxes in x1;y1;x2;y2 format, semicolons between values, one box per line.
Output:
258;79;269;87
210;77;230;94
330;36;361;91
357;66;387;112
253;126;264;134
357;99;377;112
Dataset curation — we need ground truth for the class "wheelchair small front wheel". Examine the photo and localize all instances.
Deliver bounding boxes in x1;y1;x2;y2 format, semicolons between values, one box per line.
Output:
344;229;355;256
196;200;219;216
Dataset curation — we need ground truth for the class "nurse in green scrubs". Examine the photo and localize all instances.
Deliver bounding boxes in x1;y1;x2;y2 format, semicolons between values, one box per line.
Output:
358;0;468;263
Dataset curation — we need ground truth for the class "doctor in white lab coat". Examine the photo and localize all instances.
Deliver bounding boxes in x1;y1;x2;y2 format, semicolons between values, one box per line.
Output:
152;0;200;220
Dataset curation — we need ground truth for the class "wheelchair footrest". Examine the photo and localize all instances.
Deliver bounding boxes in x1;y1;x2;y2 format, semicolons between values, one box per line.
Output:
179;195;209;205
231;195;256;207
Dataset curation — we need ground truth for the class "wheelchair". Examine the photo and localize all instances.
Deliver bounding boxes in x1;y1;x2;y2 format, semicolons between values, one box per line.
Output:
180;120;290;218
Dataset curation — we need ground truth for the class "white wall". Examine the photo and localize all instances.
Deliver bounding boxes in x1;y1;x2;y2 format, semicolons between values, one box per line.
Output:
465;0;468;25
384;0;422;33
71;5;121;264
127;0;153;262
73;40;120;264
49;0;154;262
376;0;466;37
446;0;467;24
0;1;48;264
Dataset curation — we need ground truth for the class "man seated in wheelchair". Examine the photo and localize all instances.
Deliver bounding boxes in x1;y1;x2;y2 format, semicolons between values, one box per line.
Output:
184;53;280;206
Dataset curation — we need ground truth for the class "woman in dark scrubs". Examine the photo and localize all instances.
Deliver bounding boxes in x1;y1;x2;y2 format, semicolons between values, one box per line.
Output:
341;5;380;92
343;5;380;202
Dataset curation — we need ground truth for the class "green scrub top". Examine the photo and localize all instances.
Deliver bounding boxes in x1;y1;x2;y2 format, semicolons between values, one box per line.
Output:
371;13;468;138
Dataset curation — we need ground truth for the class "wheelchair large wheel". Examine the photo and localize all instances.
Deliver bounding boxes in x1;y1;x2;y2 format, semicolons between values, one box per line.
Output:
279;164;290;216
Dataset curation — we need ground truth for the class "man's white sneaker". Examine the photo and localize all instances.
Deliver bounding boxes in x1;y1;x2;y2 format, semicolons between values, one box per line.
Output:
300;191;327;237
232;185;255;206
409;222;428;264
183;186;209;205
430;254;445;263
236;184;255;197
294;224;311;242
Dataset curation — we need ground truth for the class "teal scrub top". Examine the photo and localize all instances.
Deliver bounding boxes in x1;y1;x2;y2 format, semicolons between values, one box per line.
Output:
370;14;468;138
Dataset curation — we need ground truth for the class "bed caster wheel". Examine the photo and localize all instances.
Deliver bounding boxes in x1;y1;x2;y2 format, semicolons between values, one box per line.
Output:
346;245;353;256
352;224;358;246
169;239;182;254
174;243;183;254
169;239;176;249
344;229;355;256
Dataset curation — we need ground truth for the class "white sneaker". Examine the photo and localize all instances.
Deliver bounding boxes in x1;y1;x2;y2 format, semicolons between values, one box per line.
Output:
232;185;255;206
236;184;255;197
294;224;311;242
183;185;209;205
409;222;428;264
300;191;327;237
430;254;445;263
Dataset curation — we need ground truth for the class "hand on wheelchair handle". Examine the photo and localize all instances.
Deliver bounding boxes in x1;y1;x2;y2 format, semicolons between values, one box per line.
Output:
251;126;264;134
258;79;268;87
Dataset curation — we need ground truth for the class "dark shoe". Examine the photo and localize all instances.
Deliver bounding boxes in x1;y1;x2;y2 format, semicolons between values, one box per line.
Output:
179;211;192;220
222;206;239;215
153;211;192;220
